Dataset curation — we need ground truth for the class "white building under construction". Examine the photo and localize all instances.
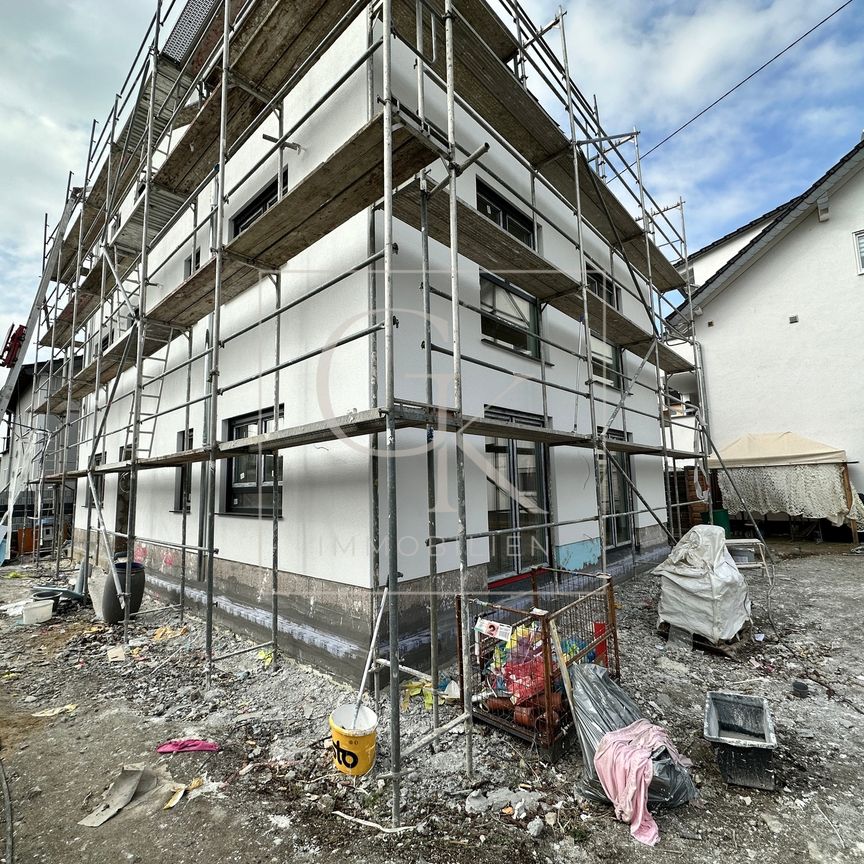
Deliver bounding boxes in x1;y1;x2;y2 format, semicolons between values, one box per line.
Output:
1;0;705;682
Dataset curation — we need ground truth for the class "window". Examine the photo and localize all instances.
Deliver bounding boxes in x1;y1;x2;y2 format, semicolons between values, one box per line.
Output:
84;452;105;507
173;429;193;512
477;180;534;248
231;168;288;238
183;248;201;279
586;263;619;309
225;409;283;515
597;430;633;550
590;335;623;389
476;182;541;358
480;274;540;358
855;231;864;274
485;408;548;576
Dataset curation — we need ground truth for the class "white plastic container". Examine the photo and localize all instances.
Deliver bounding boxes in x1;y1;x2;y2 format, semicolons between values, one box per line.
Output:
22;599;54;625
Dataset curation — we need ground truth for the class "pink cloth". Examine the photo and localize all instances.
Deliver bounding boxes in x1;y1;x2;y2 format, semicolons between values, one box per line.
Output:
593;719;691;846
156;739;220;754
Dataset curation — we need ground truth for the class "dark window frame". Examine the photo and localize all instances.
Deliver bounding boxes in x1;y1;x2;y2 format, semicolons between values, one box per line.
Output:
585;262;620;309
476;180;541;359
173;428;193;512
590;333;624;390
183;248;202;279
480;273;541;359
476;179;535;249
484;407;549;578
231;168;289;239
225;408;284;516
84;452;106;507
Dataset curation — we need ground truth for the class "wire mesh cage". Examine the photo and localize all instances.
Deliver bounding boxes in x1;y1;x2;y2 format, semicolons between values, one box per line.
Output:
458;567;619;753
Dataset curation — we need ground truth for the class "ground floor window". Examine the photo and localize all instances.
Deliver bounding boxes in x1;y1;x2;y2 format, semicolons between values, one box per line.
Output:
598;430;633;549
173;429;193;512
225;410;283;515
485;409;548;576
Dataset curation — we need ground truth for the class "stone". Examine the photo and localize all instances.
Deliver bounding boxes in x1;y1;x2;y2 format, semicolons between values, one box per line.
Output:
317;794;335;815
527;817;544;838
761;813;782;834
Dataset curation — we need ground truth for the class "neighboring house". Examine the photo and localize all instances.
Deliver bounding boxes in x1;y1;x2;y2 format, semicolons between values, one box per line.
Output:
0;363;81;558
681;137;864;511
27;0;692;678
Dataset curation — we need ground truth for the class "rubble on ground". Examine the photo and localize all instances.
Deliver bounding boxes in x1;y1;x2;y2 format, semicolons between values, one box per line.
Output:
0;547;862;863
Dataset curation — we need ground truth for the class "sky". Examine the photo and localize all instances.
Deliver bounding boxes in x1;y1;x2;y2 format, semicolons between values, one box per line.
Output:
0;0;862;385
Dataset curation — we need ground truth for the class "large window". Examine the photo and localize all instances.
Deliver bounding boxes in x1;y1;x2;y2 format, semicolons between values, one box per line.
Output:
855;230;864;274
597;430;633;550
84;452;105;507
480;274;540;358
586;263;619;309
477;181;540;358
225;410;283;515
590;335;623;389
477;180;535;248
231;168;288;238
485;409;548;576
173;429;193;512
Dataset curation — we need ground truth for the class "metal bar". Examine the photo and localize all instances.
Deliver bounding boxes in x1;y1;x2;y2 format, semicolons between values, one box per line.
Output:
205;0;231;687
180;331;192;624
559;9;608;575
124;10;162;646
354;587;389;726
221;251;385;346
401;711;471;760
420;175;441;735
212;640;273;663
382;0;402;827
445;0;474;786
219;323;385;394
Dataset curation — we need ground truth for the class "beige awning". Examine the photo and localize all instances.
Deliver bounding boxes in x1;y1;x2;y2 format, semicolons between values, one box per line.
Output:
707;432;848;468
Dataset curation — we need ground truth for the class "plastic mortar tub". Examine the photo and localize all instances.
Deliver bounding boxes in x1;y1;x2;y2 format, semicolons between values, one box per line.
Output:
328;704;377;776
22;599;54;625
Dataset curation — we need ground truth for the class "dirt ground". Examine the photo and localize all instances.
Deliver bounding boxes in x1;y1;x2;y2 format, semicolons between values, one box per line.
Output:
1;544;862;863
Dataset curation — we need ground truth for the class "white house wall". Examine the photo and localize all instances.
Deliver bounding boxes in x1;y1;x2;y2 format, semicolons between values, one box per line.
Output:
380;37;669;582
74;17;375;589
695;166;864;489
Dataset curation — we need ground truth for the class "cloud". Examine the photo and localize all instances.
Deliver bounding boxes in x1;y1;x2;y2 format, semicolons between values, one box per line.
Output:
496;0;864;252
0;0;154;382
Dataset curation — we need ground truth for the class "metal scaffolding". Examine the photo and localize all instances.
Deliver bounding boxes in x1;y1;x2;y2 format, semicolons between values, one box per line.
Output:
17;0;729;825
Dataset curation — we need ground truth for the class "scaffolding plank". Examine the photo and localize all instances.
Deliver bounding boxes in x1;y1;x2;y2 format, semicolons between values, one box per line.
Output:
159;0;361;198
38;293;99;349
147;255;258;327
392;0;684;294
158;81;261;196
113;184;189;251
229;113;438;268
393;183;692;374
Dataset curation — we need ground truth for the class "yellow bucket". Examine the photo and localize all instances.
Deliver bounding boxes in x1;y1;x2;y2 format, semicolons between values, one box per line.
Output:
328;705;377;776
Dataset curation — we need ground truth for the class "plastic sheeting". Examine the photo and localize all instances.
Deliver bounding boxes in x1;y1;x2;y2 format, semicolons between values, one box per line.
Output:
569;664;697;809
653;525;751;643
718;464;864;528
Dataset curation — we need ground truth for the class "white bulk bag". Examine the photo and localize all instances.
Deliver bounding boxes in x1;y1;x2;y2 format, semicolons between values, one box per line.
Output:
653;525;751;643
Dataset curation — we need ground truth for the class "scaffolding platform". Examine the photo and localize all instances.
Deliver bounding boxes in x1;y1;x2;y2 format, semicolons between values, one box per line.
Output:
41;400;704;482
34;112;438;414
54;59;195;283
158;0;361;197
394;183;691;374
392;0;684;294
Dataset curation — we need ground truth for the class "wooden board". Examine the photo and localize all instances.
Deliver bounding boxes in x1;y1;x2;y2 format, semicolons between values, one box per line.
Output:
393;183;692;374
391;0;684;294
229;113;438;268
